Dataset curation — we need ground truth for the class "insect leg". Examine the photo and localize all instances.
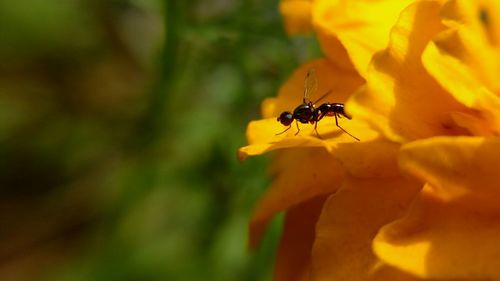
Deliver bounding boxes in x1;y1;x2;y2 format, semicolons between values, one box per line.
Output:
335;114;360;141
313;121;322;139
276;124;292;135
294;121;301;136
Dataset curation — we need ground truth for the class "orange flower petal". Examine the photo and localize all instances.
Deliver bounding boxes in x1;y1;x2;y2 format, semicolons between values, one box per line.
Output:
311;175;422;280
449;111;494;136
249;148;344;248
279;0;313;35
475;89;500;133
374;185;500;280
312;0;415;77
274;195;327;281
347;0;468;142
327;139;401;179
399;136;500;209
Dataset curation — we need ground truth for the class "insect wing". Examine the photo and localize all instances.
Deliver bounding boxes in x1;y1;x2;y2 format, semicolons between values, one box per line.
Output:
303;69;318;104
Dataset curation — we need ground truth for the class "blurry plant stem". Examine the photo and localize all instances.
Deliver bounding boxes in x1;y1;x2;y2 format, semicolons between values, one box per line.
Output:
103;1;183;221
89;0;143;71
132;0;181;148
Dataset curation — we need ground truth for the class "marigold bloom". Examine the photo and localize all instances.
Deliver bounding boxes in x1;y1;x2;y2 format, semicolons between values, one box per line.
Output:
348;1;500;279
349;0;500;280
241;0;500;280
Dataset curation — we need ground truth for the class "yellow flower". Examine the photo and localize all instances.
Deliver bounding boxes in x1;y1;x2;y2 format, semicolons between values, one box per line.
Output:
241;0;415;280
242;0;500;280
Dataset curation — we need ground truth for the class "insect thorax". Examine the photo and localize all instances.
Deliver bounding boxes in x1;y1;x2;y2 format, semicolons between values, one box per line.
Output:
293;103;314;123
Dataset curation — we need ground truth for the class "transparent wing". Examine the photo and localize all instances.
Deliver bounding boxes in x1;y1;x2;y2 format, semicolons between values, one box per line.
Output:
303;68;317;103
313;89;332;104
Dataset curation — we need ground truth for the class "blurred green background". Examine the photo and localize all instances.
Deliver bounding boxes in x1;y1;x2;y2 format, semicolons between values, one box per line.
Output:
0;1;319;280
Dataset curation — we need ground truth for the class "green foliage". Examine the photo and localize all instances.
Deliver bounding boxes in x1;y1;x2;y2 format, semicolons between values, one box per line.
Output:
0;0;320;280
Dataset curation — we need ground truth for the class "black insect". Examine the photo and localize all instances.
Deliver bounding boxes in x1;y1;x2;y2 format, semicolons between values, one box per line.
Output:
276;69;359;141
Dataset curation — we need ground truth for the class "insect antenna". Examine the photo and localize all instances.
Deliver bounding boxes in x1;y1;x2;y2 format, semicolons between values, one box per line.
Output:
312;89;332;105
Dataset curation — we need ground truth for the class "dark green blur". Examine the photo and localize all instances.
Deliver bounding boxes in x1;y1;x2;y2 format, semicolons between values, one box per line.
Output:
0;0;320;280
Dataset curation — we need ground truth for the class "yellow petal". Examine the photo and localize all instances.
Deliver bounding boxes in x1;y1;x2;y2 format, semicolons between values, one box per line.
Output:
422;34;500;111
421;0;500;135
238;117;380;160
347;0;468;142
312;0;415;77
422;39;483;108
279;0;313;35
249;148;344;248
374;185;500;280
238;118;326;160
475;89;500;133
434;0;500;92
328;139;402;179
399;136;500;210
274;196;327;281
311;175;422;281
246;135;390;247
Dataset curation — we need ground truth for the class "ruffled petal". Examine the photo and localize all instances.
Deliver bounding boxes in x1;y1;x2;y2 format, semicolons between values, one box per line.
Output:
374;185;500;280
274;195;327;281
347;0;469;142
422;37;495;108
422;0;500;135
422;40;476;106
311;175;422;281
249;148;343;248
399;136;500;209
312;0;415;77
435;0;500;92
